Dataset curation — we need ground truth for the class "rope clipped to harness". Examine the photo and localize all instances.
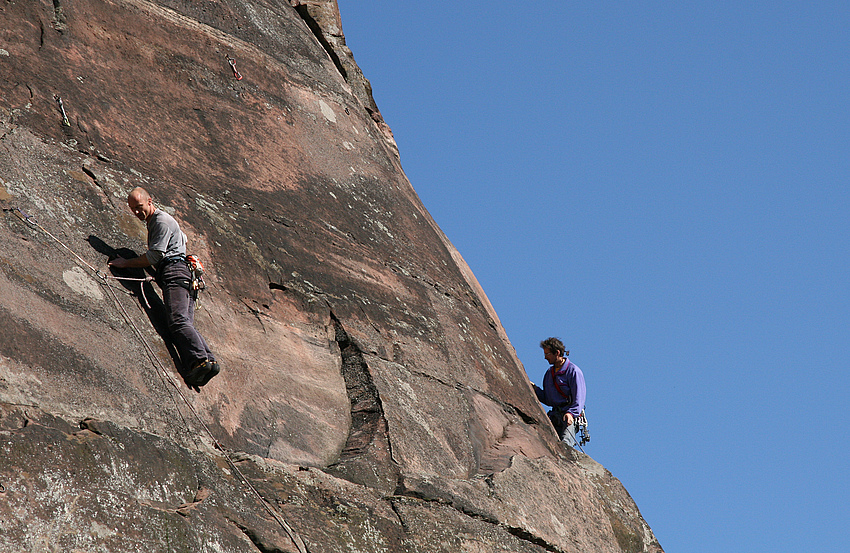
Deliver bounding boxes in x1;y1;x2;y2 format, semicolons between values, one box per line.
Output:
103;273;155;308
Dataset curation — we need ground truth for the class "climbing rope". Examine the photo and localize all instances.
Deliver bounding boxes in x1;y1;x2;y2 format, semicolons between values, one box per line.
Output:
4;206;308;553
103;277;308;552
9;207;100;274
6;207;155;305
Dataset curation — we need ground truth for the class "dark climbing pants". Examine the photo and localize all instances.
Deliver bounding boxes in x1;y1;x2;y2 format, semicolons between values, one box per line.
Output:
159;260;214;370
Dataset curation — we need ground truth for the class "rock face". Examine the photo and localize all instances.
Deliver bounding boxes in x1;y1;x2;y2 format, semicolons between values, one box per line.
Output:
0;1;662;551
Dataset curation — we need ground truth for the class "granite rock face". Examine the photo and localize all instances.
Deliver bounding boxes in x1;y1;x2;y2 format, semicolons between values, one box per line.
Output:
0;1;662;551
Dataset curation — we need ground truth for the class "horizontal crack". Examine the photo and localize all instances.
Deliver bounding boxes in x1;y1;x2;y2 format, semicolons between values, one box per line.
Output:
396;365;541;427
392;486;565;553
230;518;290;553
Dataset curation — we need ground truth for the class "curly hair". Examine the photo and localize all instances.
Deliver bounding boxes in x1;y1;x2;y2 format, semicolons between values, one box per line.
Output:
539;337;565;356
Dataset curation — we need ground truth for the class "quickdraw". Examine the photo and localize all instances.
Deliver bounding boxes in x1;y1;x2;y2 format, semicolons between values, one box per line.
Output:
226;54;243;81
54;94;71;127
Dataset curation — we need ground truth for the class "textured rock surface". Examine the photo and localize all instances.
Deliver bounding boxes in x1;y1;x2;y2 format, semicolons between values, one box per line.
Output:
0;1;662;551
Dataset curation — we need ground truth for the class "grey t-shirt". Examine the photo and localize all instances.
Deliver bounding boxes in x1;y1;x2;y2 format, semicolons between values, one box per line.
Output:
145;208;187;266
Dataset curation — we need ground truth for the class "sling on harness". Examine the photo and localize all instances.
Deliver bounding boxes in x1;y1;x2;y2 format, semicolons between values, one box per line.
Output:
186;254;205;293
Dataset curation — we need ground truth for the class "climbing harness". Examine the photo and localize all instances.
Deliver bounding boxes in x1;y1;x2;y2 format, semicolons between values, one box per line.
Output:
53;94;71;127
156;253;206;308
226;54;243;81
4;206;308;553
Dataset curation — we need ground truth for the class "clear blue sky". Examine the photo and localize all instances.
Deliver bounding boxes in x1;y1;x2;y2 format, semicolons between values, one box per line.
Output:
337;2;850;551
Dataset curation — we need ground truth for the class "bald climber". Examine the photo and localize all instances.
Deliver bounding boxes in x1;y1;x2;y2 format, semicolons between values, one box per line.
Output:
110;187;219;389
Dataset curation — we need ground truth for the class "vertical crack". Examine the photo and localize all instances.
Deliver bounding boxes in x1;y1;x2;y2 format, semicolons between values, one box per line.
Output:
292;3;347;80
324;313;399;492
388;498;410;534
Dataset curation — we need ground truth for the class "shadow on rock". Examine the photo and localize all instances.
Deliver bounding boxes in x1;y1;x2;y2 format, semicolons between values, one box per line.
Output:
87;235;195;388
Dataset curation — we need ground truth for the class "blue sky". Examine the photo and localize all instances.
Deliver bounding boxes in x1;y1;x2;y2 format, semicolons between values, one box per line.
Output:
337;2;850;551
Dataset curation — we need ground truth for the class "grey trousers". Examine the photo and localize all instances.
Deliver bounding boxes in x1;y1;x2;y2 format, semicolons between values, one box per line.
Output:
159;260;214;370
548;408;577;447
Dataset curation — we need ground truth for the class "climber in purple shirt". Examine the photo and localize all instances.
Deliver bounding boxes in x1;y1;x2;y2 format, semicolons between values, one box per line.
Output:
532;337;586;447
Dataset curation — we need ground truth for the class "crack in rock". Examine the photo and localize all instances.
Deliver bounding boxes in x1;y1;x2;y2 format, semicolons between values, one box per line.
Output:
230;518;292;553
393;484;567;553
323;313;399;492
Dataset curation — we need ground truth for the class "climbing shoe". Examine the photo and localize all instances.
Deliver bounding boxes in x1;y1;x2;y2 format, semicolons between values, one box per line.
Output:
185;359;211;387
195;360;220;387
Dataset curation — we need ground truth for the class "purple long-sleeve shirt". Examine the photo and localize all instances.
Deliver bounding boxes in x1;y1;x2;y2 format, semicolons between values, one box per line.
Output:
534;359;586;417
